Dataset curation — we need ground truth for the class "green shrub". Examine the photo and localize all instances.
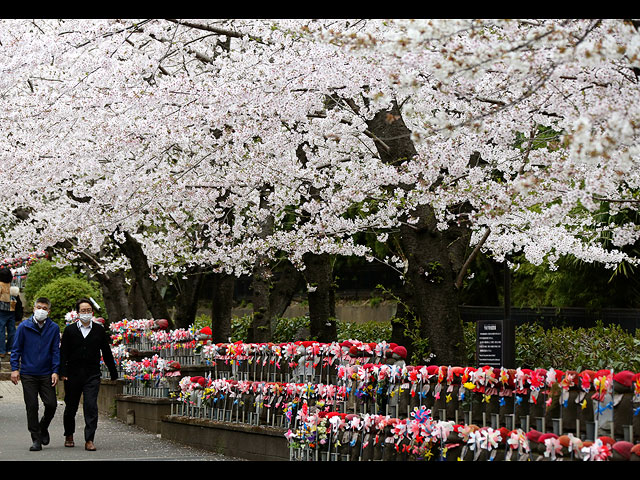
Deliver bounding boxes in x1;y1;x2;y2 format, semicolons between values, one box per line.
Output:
273;316;310;343
462;321;478;365
192;314;212;331
463;320;640;371
198;315;394;344
231;315;253;342
23;259;78;309
336;319;392;343
191;314;640;371
34;276;105;330
184;314;253;342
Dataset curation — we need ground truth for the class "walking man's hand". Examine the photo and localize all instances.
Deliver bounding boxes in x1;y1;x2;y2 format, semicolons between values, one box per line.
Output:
10;370;20;385
51;373;58;387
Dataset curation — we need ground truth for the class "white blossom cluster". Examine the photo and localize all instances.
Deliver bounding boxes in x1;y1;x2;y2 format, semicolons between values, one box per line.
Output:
1;19;639;276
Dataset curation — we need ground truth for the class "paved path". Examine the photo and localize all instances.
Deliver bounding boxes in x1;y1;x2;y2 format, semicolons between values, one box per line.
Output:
0;381;244;461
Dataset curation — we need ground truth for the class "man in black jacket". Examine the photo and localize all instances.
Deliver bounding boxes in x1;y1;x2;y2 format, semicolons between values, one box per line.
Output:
59;298;118;451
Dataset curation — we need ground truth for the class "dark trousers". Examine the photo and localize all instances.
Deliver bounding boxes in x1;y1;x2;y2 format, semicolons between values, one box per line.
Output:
20;374;57;442
63;372;101;442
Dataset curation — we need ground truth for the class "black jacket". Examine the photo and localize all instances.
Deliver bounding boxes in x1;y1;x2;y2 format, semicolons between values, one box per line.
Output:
15;295;23;322
59;321;118;380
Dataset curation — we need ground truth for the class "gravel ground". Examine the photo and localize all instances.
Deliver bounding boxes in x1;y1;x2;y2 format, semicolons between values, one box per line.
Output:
0;380;244;461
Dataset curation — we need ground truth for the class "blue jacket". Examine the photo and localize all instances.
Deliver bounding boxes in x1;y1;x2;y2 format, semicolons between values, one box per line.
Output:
10;316;60;376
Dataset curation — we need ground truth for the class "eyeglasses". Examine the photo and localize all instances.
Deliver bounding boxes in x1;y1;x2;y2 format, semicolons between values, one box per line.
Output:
78;309;93;314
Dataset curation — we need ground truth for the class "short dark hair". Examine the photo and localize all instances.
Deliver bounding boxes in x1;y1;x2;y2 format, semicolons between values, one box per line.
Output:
0;268;13;283
34;297;51;308
75;298;93;312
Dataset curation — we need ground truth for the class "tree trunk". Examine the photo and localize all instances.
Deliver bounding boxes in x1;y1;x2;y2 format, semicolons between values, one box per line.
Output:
398;205;469;365
118;231;174;327
302;252;337;343
389;300;412;351
249;259;303;343
94;270;131;323
268;260;303;321
173;268;205;329
248;188;276;343
249;259;271;343
211;272;235;343
366;103;471;365
294;142;337;343
128;277;148;319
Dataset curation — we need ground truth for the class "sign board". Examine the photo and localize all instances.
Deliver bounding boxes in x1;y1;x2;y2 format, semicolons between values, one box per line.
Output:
476;319;503;367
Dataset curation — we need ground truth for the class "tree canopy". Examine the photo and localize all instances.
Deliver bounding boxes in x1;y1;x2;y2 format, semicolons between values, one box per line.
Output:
2;19;640;359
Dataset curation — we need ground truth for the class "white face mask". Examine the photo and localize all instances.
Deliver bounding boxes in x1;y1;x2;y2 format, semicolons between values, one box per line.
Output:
34;308;48;322
78;313;93;324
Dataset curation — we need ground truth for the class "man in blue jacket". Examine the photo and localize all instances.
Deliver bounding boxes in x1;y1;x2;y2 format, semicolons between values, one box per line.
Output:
10;297;60;452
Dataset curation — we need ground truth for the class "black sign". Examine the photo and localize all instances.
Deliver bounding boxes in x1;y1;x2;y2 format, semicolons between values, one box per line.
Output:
476;319;503;367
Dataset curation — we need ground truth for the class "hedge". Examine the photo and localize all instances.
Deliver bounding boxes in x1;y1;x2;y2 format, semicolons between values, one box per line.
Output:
23;259;78;308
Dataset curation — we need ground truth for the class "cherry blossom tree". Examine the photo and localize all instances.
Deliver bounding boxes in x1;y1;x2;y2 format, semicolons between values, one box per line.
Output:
1;19;640;363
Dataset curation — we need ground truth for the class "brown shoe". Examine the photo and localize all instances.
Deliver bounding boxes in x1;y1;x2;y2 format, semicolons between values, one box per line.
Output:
64;435;74;447
85;441;96;451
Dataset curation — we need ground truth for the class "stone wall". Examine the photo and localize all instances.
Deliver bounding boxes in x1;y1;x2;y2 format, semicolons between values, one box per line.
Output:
94;378;288;460
161;415;289;461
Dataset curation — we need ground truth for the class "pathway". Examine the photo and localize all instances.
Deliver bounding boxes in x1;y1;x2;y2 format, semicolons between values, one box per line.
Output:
0;380;244;461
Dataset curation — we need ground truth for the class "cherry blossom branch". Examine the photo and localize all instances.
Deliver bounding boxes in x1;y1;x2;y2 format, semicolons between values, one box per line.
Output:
455;228;491;290
164;19;267;45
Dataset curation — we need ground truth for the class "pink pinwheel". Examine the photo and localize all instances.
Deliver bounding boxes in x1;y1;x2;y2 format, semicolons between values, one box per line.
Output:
349;415;361;431
329;414;343;433
375;416;389;431
446;366;455;385
479;428;501;451
528;370;544;390
507;431;521;450
581;439;612;461
457;425;475;443
545;368;558;388
515;368;528;392
565;433;583;458
407;418;422;437
432;421;454;443
362;414;374;432
544;437;563;460
325;385;336;402
466;430;480;452
391;420;407;440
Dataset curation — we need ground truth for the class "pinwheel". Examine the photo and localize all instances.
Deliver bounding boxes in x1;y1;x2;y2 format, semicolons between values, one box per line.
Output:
544;436;563;460
581;438;613;461
593;370;613;402
478;427;502;452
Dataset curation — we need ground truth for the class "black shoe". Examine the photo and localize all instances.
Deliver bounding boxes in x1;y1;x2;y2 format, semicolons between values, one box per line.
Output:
40;429;50;446
29;441;42;451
